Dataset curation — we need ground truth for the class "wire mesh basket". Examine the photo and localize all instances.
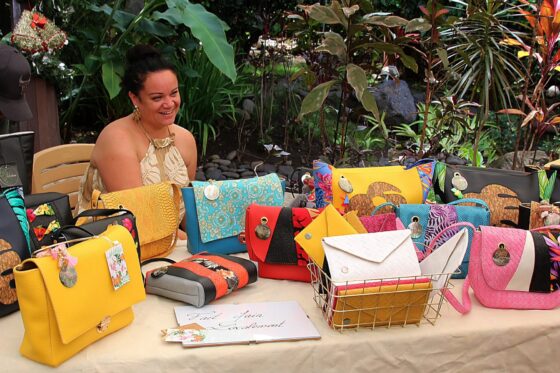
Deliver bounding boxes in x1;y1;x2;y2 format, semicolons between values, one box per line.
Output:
307;259;453;331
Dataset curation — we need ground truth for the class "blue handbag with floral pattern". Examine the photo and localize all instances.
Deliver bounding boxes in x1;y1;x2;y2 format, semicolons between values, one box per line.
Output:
183;173;284;254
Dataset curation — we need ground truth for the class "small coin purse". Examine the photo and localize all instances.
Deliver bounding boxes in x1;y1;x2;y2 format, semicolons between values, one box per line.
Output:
144;253;257;307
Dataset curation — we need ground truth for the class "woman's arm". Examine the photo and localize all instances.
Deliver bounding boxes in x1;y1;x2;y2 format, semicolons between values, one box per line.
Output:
92;122;144;192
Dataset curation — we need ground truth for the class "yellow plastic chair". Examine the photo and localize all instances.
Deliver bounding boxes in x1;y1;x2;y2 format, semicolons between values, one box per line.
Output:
32;143;94;211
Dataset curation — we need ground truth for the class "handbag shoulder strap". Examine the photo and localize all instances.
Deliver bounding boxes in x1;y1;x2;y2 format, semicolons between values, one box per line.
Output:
371;202;397;215
442;276;472;314
447;198;489;209
91;189;102;209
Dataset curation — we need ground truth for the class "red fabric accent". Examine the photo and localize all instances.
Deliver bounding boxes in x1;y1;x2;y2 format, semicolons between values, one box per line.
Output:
258;262;311;282
197;255;249;288
245;204;282;262
173;261;228;299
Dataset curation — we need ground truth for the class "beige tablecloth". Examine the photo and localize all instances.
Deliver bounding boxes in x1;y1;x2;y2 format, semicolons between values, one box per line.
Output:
2;240;560;372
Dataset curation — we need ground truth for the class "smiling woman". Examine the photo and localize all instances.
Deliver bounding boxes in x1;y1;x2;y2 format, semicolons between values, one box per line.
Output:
76;45;197;225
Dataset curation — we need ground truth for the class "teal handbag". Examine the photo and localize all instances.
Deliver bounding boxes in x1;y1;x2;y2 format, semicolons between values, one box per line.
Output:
373;199;490;278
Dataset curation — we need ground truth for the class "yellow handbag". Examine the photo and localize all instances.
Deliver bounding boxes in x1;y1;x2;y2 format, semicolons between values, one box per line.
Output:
14;225;145;367
313;160;436;216
294;204;358;268
90;182;181;260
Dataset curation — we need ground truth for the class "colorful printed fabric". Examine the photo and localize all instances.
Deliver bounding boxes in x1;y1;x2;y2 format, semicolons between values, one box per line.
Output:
33;203;55;216
416;161;436;202
192;173;284;243
313;161;333;208
425;205;459;250
359;213;398;233
544;234;560;292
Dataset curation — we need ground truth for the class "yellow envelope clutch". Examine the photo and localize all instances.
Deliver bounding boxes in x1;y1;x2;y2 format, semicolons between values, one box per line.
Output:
294;205;359;268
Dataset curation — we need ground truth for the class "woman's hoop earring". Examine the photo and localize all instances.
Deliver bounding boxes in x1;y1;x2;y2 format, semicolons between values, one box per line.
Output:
132;105;141;122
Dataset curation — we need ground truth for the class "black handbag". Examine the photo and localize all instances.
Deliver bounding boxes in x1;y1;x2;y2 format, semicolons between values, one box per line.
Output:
435;163;540;227
52;209;141;261
0;186;31;317
0;131;34;194
25;192;73;252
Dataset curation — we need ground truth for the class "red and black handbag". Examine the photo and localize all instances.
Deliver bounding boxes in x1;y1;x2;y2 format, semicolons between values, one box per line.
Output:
245;204;320;282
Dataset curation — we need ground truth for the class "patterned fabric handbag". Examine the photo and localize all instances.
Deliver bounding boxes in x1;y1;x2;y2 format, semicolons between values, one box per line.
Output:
245;204;320;282
434;163;543;227
183;174;284;255
313;159;436;216
373;198;490;278
25;192;73;252
441;224;560;312
0;186;30;317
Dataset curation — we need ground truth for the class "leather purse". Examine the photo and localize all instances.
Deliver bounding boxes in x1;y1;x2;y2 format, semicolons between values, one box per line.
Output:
144;253;257;307
434;163;541;227
90;182;181;260
183;174;284;255
0;131;34;194
245;204;320;282
25;192;73;252
13;225;145;367
313;159;436;216
373;198;490;278
0;186;30;317
441;224;560;312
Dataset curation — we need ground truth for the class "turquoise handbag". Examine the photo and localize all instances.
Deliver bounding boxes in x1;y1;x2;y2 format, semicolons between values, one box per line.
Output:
373;199;490;278
183;174;285;254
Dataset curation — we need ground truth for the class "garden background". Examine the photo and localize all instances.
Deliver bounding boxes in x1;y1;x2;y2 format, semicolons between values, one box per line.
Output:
1;0;559;182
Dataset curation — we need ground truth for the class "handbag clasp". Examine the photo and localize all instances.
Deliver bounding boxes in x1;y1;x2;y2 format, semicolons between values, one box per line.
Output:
96;316;111;333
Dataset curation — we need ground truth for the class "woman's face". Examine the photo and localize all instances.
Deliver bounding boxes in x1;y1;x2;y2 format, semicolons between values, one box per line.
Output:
131;69;180;129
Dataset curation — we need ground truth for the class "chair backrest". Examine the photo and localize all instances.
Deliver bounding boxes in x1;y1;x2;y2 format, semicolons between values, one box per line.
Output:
32;143;94;211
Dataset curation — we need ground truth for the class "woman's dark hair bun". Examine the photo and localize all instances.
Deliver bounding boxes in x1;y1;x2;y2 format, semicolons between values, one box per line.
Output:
126;44;161;65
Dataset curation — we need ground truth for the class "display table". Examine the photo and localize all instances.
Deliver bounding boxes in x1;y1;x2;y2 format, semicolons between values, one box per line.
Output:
2;240;560;372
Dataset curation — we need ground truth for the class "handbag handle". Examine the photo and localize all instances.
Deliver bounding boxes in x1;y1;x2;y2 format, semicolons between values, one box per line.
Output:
371;202;397;215
72;208;133;224
530;225;560;233
442;276;472;314
447;198;489;209
423;222;477;257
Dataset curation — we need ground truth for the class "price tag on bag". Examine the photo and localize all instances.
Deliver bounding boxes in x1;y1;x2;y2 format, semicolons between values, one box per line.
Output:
105;241;130;290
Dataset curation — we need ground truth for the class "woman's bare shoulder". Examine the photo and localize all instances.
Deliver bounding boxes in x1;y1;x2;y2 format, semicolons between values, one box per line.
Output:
171;124;195;143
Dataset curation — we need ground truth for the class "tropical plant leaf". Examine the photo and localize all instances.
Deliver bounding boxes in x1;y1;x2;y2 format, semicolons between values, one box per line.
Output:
406;17;432;33
316;32;347;62
101;60;124;100
298;80;337;120
436;48;449;69
156;0;237;82
298;4;344;25
497;108;526;116
542;170;557;202
362;15;409;28
435;161;447;193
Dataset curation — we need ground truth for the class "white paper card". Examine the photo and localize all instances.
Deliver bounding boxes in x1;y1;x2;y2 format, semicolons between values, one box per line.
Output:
173;301;321;347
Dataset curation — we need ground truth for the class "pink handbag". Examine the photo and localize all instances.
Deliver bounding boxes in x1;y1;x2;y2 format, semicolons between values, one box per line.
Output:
439;224;560;312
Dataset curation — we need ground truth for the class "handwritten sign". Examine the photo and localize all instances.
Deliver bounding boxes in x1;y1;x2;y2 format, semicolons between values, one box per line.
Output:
172;301;321;347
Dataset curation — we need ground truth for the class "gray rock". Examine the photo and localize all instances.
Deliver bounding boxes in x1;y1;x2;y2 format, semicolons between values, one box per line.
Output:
209;154;220;161
215;159;232;166
446;154;468;166
222;171;240;179
218;165;231;171
250;161;264;170
277;165;294;178
490;151;549;170
369;80;416;127
205;168;223;180
226;150;238;161
204;162;219;169
239;164;250;170
241;170;256;177
195;169;206;181
262;163;277;174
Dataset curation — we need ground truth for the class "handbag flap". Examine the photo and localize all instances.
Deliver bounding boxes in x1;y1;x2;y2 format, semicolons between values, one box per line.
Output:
95;182;179;245
322;230;412;263
192;174;283;243
247;204;318;265
480;226;534;291
329;160;435;216
31;225;145;344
